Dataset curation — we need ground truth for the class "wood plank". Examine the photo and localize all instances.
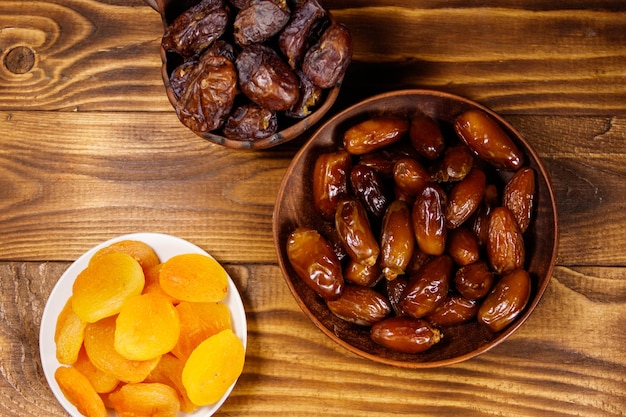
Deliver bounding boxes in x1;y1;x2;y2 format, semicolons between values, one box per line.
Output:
1;111;626;266
2;261;623;416
0;1;625;113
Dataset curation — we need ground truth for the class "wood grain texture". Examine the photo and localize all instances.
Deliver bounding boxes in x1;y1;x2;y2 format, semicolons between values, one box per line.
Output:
1;262;624;416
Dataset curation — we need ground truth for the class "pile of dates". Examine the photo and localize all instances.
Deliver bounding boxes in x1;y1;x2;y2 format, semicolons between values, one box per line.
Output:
161;0;352;141
286;108;537;354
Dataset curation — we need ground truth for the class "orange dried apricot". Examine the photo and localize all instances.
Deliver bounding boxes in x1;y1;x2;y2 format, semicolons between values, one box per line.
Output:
114;293;180;361
109;382;180;417
142;263;180;305
159;253;228;303
90;240;160;273
84;316;160;384
145;353;198;413
55;297;86;365
171;301;232;360
73;346;120;394
182;329;245;406
54;366;107;417
72;252;145;323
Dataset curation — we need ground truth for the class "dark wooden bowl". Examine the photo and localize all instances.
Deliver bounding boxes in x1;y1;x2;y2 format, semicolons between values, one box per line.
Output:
273;89;559;368
144;0;341;150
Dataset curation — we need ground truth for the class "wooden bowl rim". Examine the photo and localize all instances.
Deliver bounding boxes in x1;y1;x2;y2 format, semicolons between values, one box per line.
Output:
273;89;559;368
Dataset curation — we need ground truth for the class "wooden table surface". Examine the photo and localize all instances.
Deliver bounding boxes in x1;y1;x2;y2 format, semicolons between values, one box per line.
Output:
1;0;625;416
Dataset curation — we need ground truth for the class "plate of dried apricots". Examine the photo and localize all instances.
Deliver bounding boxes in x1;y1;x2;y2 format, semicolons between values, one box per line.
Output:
40;232;247;417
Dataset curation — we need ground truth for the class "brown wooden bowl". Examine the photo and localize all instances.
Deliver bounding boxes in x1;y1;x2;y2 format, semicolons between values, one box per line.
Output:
273;89;559;368
145;0;341;150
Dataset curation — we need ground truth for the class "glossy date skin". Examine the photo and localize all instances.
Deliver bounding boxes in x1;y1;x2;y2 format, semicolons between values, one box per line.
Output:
380;200;415;280
503;167;536;233
279;0;329;69
344;117;409;156
409;113;445;160
236;44;300;111
286;227;344;301
445;167;487;229
370;316;442;354
335;199;380;267
350;164;390;218
487;206;526;274
400;255;453;319
326;285;391;326
313;150;352;221
412;183;448;256
478;268;531;332
425;295;479;327
454;260;495;301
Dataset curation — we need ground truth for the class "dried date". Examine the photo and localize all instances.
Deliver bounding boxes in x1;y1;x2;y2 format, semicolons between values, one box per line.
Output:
279;0;329;68
313;150;352;221
286;70;323;119
380;201;415;280
412;183;448;256
344;117;409;156
409;113;445;160
302;23;353;89
236;44;300;111
400;255;453;319
503;167;536;233
223;104;278;140
370;317;442;354
233;0;290;46
478;268;531;332
445;167;487;229
350;164;390;218
335;199;380;267
487;206;526;274
327;285;391;326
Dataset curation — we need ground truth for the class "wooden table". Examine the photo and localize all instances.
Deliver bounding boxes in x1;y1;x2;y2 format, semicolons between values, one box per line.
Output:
1;1;625;415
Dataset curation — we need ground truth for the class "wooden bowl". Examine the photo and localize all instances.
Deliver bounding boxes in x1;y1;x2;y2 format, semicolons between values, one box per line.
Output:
145;0;341;150
273;89;559;368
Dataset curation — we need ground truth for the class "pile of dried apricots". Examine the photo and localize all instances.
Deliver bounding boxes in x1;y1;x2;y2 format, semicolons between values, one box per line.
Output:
53;240;245;417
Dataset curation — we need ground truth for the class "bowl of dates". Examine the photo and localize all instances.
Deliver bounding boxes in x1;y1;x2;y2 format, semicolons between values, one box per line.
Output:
146;0;351;150
273;89;559;368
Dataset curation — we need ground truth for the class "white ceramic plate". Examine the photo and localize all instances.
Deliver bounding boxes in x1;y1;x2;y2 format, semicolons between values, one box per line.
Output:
39;232;247;417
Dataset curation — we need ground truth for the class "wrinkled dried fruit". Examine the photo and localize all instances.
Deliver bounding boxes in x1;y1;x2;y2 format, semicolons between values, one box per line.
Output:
344;117;409;155
326;285;391;326
55;297;86;365
445;167;486;229
470;183;499;247
313;149;352;221
409;113;445;160
109;382;180;417
385;275;408;316
302;23;352;88
412;183;447;256
454;109;524;171
454;260;495;301
370;316;442;354
487;206;526;274
286;227;344;300
350;164;390;218
431;144;475;183
335;198;380;266
279;0;328;68
447;226;480;266
84;316;160;384
159;253;229;303
114;293;180;361
380;200;415;280
175;54;238;132
72;252;145;323
182;329;245;406
400;255;453;318
233;0;290;46
286;70;323;118
503;167;536;233
223;103;278;140
425;294;478;327
236;43;300;111
162;0;229;59
344;259;382;287
54;366;107;417
478;269;531;332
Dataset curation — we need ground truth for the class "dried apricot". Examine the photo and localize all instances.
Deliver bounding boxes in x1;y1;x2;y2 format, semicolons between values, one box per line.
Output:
55;297;86;365
171;301;232;360
159;254;228;303
72;252;145;323
90;240;160;273
182;329;245;406
109;382;180;417
73;346;120;394
143;263;180;305
54;366;107;417
146;353;197;413
84;316;160;384
114;293;180;361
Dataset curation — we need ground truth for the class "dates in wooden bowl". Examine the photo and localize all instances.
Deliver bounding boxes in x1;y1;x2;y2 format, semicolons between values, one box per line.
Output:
273;90;559;368
145;0;349;150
